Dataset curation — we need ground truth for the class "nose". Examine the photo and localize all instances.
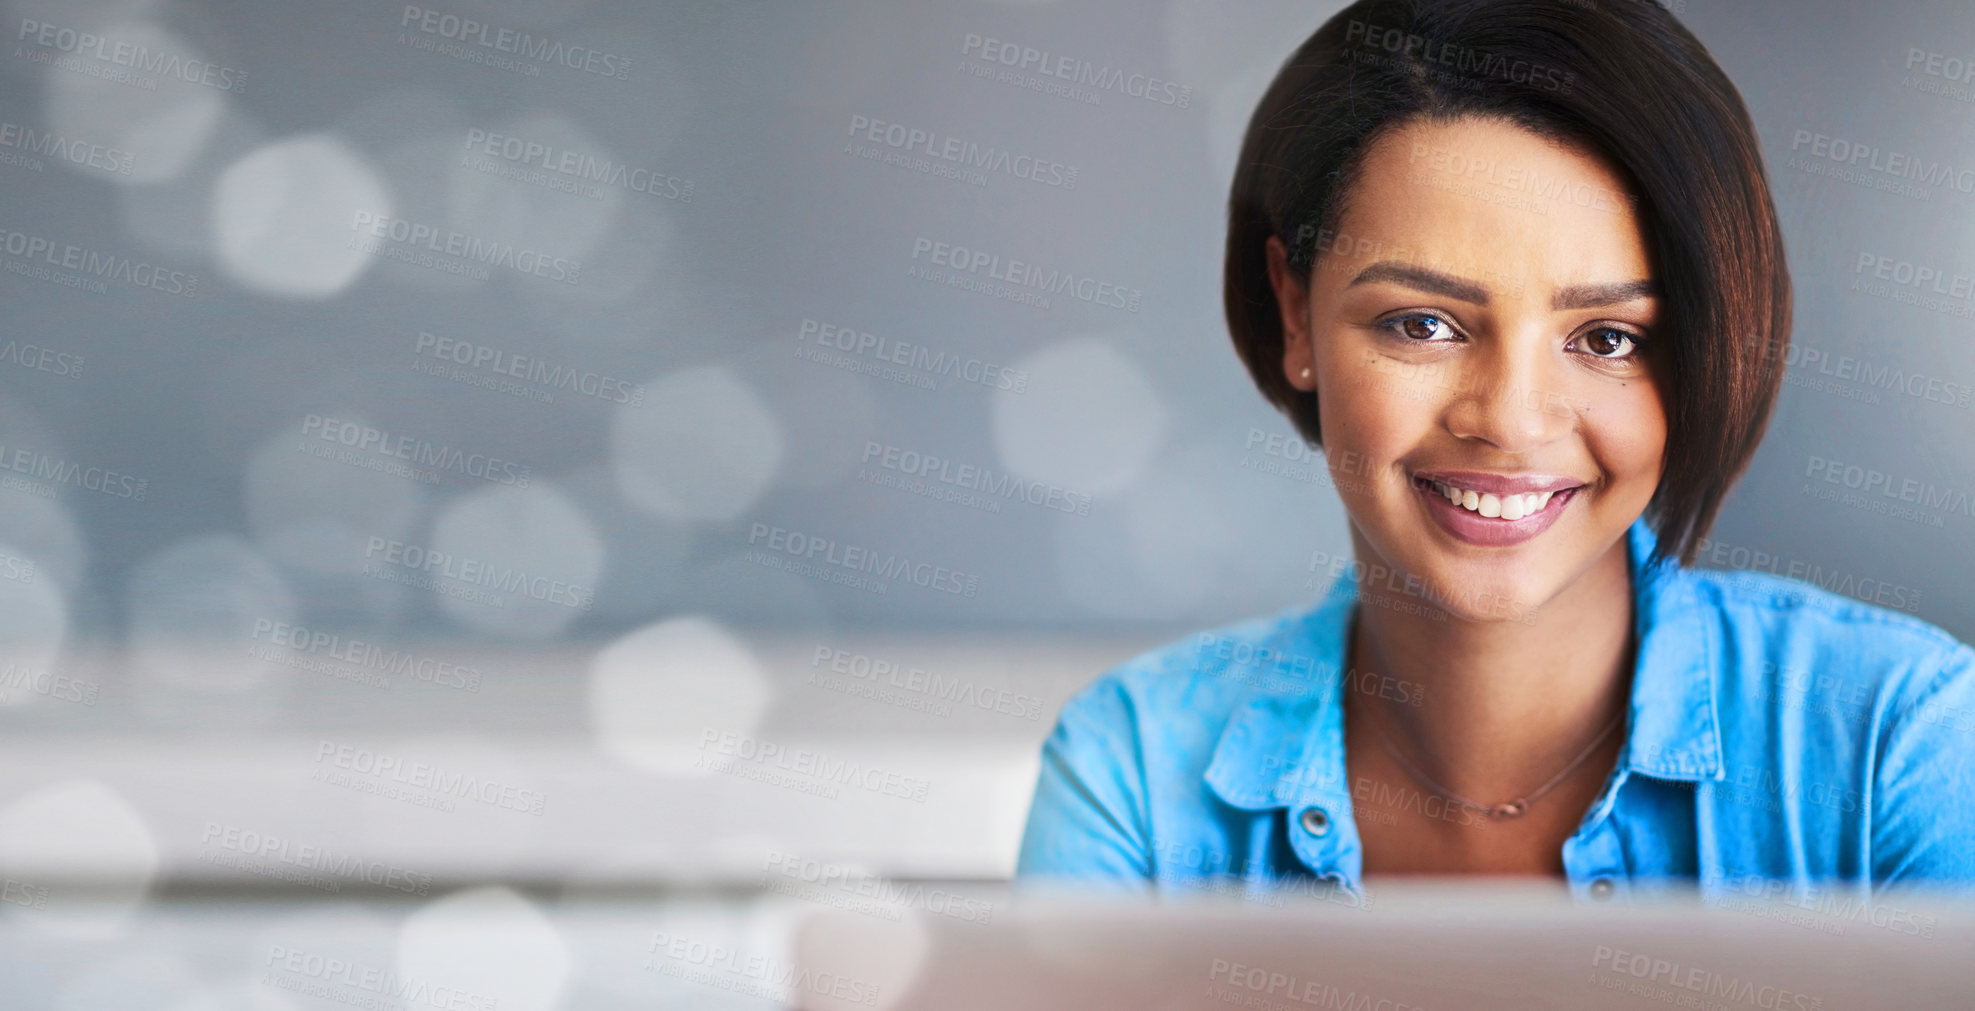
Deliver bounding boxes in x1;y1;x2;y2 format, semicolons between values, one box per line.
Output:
1441;333;1573;453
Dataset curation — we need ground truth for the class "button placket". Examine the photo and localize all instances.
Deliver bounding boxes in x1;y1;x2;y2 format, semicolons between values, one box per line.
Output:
1563;798;1628;903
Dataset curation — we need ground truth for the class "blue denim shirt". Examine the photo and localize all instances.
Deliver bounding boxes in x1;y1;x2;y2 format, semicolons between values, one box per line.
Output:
1016;519;1975;904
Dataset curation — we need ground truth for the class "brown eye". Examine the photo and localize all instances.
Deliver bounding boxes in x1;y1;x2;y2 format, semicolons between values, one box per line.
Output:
1402;315;1443;340
1579;327;1639;359
1380;313;1455;342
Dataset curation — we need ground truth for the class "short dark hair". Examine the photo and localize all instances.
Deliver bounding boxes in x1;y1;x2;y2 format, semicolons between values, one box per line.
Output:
1223;0;1790;567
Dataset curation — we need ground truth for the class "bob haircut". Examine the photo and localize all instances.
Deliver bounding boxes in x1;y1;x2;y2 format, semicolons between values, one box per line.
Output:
1224;0;1790;567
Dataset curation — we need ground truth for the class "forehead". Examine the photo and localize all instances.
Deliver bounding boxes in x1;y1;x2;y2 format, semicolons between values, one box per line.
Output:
1327;116;1653;295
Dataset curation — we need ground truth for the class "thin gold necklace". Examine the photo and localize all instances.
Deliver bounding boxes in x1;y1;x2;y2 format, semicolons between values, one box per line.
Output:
1359;696;1625;820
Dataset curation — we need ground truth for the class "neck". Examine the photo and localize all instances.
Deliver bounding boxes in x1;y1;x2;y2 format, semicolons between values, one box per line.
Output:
1344;532;1636;806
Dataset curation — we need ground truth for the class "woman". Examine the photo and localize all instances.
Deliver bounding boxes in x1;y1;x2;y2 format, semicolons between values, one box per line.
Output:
1016;0;1975;904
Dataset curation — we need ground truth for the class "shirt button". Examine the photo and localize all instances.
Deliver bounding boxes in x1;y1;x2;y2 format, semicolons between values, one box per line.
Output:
1588;877;1616;901
1299;806;1331;837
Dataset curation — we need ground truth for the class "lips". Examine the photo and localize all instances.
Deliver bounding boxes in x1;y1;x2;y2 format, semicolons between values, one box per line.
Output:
1409;471;1586;546
1410;470;1585;496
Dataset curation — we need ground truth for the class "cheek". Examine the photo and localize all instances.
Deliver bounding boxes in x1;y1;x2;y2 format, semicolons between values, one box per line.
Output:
1314;350;1430;491
1583;383;1668;494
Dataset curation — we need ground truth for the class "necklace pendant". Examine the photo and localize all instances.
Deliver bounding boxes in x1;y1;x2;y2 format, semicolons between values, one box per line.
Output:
1489;800;1528;820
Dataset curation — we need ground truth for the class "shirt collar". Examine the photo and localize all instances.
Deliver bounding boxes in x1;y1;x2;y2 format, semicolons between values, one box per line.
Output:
1203;517;1724;815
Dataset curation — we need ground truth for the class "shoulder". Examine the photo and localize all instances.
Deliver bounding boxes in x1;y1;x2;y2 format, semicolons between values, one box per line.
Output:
1684;565;1967;683
1019;600;1339;881
1040;594;1344;798
1681;565;1975;780
1057;601;1331;744
1677;573;1975;884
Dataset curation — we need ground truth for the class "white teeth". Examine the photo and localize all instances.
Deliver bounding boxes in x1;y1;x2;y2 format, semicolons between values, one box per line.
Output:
1429;481;1565;521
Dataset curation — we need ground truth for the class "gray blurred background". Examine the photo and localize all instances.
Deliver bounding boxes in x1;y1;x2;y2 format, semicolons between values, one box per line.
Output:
0;0;1970;1003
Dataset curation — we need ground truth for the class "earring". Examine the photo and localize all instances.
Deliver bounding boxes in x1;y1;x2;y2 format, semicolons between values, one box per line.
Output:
1299;367;1312;379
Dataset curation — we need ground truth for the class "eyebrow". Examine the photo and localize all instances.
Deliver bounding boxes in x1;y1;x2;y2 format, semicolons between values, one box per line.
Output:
1550;279;1661;310
1347;261;1661;310
1348;262;1489;305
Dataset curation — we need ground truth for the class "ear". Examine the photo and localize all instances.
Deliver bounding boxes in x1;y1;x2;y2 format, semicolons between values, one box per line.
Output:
1265;235;1317;393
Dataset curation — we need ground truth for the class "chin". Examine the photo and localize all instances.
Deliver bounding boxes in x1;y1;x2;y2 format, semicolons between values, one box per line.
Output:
1406;553;1556;626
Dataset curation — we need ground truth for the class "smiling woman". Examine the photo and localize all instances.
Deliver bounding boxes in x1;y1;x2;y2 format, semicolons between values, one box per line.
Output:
1016;0;1975;900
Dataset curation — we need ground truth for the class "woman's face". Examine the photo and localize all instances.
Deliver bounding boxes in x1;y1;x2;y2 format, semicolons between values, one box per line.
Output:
1269;115;1668;622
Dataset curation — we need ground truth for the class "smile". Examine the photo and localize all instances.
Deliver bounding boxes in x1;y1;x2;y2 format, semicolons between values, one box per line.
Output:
1410;472;1585;546
1426;480;1557;520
